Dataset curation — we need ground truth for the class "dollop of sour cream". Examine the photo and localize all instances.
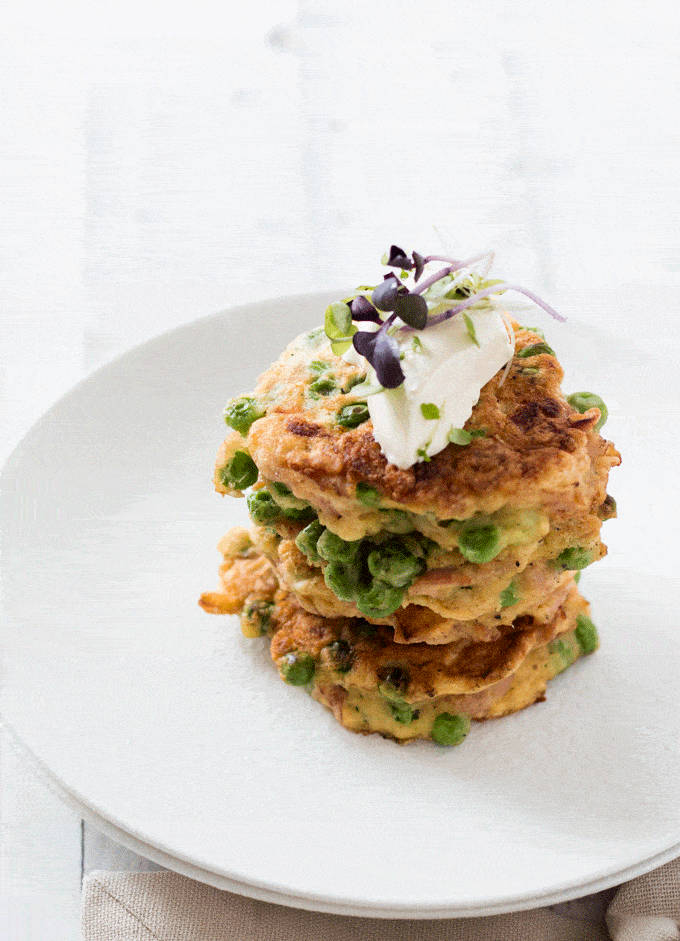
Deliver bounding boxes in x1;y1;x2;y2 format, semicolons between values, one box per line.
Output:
344;307;513;469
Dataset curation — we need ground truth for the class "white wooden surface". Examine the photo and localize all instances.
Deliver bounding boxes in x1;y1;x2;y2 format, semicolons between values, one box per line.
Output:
1;1;678;937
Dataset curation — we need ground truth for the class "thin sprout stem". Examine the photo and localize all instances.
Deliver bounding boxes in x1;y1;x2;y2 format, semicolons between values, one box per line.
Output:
427;282;565;326
421;254;465;266
412;252;494;295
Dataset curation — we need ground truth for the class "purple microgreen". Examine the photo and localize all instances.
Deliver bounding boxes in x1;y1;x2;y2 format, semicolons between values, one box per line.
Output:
371;273;402;312
420;403;440;420
352;328;404;389
412;251;425;282
350;294;381;323
325;302;353;340
422;254;464;266
393;291;428;330
427;282;565;326
412;252;492;296
384;245;414;270
412;264;458;296
463;312;480;347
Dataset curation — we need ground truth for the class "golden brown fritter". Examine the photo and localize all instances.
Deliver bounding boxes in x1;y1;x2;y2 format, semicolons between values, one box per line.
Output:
251;515;604;631
266;581;592;744
269;581;589;701
199;532;597;744
215;325;620;531
198;528;278;616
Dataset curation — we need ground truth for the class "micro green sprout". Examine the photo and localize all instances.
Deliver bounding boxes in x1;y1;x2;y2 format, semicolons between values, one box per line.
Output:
420;403;440;420
323;245;563;393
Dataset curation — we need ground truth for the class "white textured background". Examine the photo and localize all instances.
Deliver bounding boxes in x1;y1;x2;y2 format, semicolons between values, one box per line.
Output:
1;1;679;937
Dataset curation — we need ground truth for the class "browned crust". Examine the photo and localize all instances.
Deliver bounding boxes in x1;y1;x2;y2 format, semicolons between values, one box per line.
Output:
219;325;620;522
269;581;588;700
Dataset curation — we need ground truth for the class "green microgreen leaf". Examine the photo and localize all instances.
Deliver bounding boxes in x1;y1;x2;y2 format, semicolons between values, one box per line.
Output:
516;342;555;358
417;447;431;462
331;339;353;356
325;302;353;340
448;427;471;445
463;312;480;347
420;403;440;420
412;336;424;353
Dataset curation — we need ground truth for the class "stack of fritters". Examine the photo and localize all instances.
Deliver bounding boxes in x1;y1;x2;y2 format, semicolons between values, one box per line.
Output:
200;323;620;745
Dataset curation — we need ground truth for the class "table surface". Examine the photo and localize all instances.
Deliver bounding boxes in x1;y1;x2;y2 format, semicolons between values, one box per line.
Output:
1;1;678;937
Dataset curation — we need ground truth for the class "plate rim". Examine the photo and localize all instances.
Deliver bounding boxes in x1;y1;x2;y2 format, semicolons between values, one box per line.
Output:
3;717;678;920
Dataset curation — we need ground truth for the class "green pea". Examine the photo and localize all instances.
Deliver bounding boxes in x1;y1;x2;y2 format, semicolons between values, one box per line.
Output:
309;376;336;397
242;600;274;636
356;482;381;507
499;580;519;608
267;483;315;522
247;489;280;524
517;342;555;358
458;523;502;564
295;521;325;563
599;494;617;521
324;560;362;602
555;546;593;570
431;713;471;746
326;640;354;673
378;665;410;699
567;391;608;431
218;450;258;490
279;652;315;686
379;510;414;534
367;541;425;588
575;614;599;654
548;638;576;673
355;579;405;618
223;396;265;436
342;372;367;393
279;504;316;523
337;402;369;428
388;701;417;725
316;530;362;564
520;325;545;339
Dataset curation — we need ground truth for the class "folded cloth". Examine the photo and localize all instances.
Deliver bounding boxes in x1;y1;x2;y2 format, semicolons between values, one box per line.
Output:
81;861;680;941
606;860;680;941
81;870;613;941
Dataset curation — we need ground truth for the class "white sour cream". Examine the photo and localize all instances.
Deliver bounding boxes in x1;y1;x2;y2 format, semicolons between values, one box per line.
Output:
345;307;513;469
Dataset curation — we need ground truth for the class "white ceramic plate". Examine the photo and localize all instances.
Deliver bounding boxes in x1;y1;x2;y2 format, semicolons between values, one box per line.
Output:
1;292;679;919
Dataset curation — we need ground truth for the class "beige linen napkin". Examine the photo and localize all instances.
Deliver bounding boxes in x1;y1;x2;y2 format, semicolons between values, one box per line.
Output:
81;862;680;941
82;867;639;941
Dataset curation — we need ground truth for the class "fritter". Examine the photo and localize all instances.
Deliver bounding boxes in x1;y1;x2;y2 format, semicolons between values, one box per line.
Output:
202;249;619;746
250;515;602;634
210;323;618;631
200;545;596;744
215;324;619;530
